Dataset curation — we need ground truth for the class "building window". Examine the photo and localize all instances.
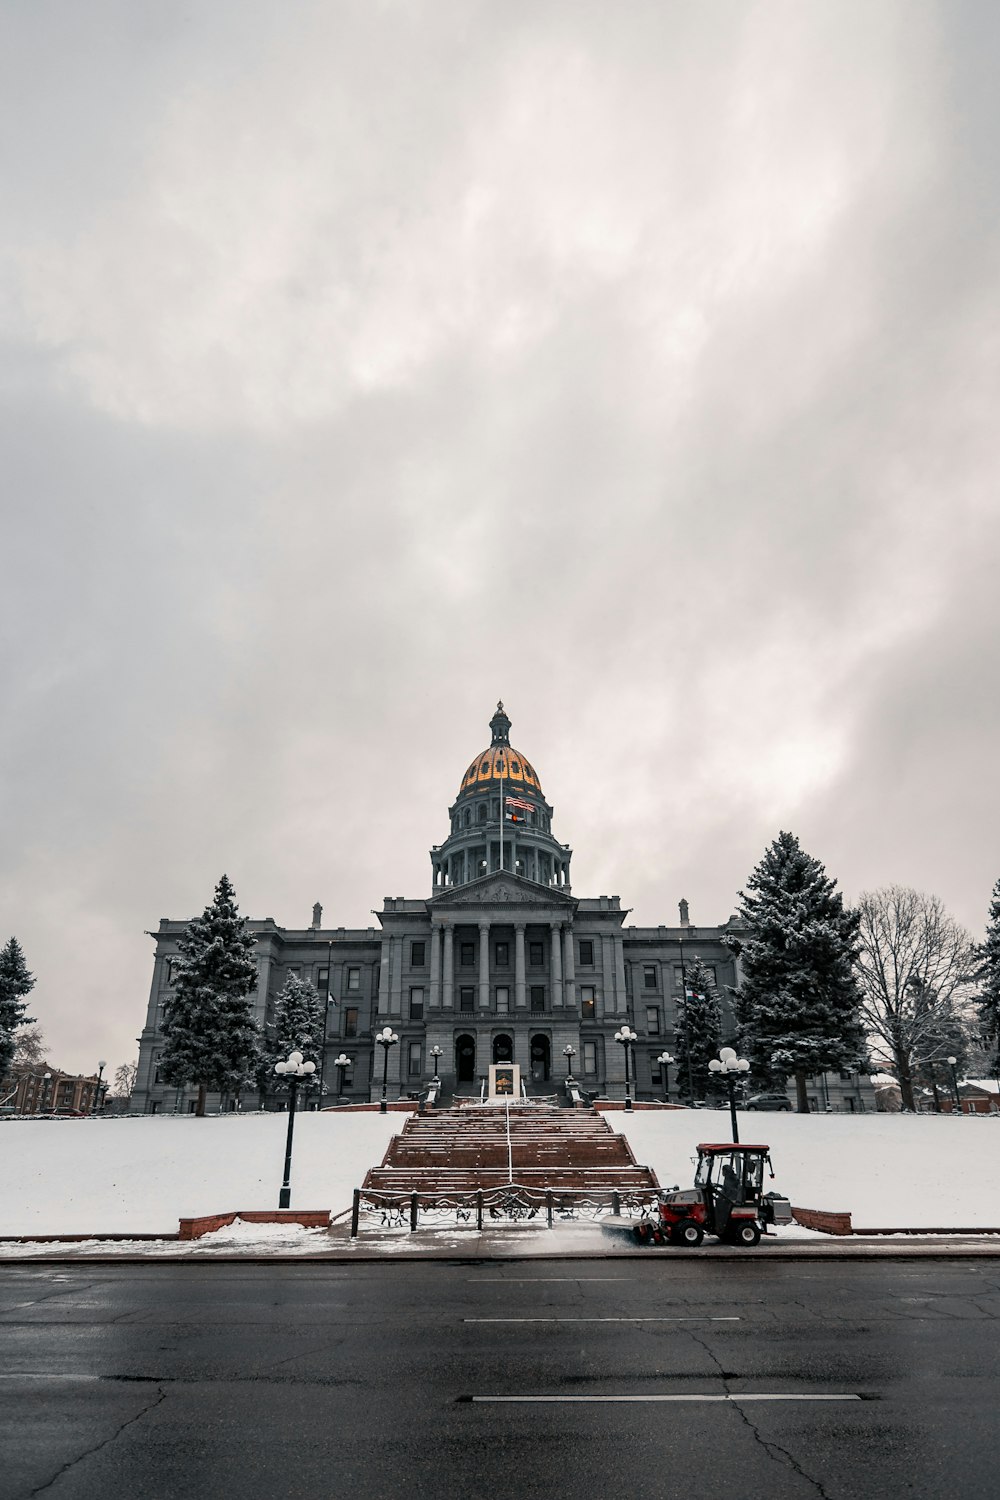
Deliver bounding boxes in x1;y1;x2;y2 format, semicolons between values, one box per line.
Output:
579;939;594;966
495;941;509;967
496;986;510;1013
460;988;475;1013
411;941;426;967
529;941;544;966
580;985;596;1020
344;1008;359;1038
346;967;360;992
317;967;329;996
460;943;475;967
477;804;487;824
643;966;657;989
583;1041;597;1075
646;1006;661;1035
409;988;424;1020
408;1042;422;1077
164;958;175;984
530;986;545;1013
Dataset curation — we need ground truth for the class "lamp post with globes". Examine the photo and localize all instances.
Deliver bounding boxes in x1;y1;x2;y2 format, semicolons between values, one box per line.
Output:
614;1026;638;1111
375;1027;399;1114
273;1050;316;1208
91;1060;107;1115
563;1044;576;1081
429;1045;444;1080
656;1050;675;1102
333;1053;352;1099
947;1055;961;1114
708;1047;750;1143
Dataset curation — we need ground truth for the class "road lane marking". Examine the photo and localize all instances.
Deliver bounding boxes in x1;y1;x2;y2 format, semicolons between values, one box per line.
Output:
469;1394;861;1404
464;1314;740;1326
468;1277;630;1282
0;1374;101;1382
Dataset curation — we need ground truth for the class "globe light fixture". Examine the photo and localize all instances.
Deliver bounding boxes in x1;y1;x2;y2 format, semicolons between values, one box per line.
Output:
563;1044;576;1081
333;1053;352;1099
655;1050;676;1101
375;1027;400;1114
429;1044;444;1081
274;1049;316;1207
614;1026;639;1111
708;1047;750;1143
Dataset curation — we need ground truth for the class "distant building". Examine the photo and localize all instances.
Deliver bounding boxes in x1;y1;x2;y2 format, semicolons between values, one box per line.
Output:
132;704;875;1115
1;1067;107;1116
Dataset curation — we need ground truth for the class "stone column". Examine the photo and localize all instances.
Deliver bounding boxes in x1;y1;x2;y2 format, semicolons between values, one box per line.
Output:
377;936;391;1016
479;920;490;1009
429;922;441;1009
550;921;563;1006
443;922;454;1010
563;926;576;1010
601;935;615;1018
614;932;628;1015
515;922;527;1009
390;934;403;1017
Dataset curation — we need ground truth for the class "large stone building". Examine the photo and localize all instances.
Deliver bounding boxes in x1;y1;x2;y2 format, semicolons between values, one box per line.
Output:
133;704;872;1113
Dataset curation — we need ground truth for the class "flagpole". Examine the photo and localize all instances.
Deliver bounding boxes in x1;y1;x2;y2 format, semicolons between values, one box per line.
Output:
499;741;504;876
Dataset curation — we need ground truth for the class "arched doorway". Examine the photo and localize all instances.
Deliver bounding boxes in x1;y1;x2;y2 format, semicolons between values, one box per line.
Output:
530;1034;551;1083
492;1034;513;1064
456;1034;476;1083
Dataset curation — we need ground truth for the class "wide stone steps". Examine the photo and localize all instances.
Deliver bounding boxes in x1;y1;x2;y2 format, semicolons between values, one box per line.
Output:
360;1103;659;1198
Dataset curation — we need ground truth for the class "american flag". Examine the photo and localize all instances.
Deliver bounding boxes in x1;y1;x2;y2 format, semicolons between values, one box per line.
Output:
505;795;534;812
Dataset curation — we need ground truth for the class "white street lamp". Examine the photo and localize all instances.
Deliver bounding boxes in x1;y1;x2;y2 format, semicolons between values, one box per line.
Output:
375;1027;400;1114
947;1056;961;1113
656;1050;676;1101
429;1044;444;1081
563;1044;576;1081
708;1047;750;1142
333;1053;352;1099
274;1050;317;1207
614;1026;639;1111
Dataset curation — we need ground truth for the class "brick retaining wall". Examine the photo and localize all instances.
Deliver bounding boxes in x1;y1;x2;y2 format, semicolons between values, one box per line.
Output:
177;1209;331;1240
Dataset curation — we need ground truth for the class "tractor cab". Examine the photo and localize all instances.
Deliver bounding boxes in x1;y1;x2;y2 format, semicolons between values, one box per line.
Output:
634;1142;793;1248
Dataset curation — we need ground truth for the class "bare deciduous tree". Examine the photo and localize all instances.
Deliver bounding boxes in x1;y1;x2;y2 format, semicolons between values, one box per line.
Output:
855;886;978;1112
112;1061;139;1099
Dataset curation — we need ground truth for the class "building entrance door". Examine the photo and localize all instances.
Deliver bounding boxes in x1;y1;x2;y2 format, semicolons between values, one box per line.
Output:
492;1034;513;1064
456;1034;476;1083
530;1034;551;1083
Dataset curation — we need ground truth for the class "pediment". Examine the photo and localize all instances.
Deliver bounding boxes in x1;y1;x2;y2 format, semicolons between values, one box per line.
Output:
429;874;576;912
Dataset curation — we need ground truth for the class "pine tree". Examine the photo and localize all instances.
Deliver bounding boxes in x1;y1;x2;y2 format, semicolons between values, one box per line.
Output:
159;874;260;1116
0;937;36;1082
674;956;722;1101
729;831;865;1112
264;974;325;1099
976;877;1000;1082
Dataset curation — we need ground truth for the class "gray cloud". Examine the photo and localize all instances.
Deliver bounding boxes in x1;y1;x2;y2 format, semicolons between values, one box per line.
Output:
2;1;998;1072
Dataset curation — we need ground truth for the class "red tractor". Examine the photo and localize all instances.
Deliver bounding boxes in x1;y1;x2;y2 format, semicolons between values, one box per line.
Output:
634;1142;793;1248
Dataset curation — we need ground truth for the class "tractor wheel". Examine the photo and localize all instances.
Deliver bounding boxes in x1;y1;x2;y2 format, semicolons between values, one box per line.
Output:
730;1221;761;1248
670;1219;704;1248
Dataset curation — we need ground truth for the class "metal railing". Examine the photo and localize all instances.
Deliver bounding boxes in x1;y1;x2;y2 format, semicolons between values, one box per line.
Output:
350;1183;660;1236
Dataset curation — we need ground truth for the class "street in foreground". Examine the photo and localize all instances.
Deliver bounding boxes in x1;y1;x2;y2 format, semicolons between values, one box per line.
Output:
1;1259;998;1499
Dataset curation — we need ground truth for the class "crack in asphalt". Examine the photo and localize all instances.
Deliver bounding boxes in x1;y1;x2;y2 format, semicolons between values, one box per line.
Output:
686;1329;835;1500
0;1281;100;1315
27;1384;168;1497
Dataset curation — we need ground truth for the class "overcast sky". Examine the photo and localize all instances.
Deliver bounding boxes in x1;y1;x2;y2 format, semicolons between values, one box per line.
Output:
3;1;999;1077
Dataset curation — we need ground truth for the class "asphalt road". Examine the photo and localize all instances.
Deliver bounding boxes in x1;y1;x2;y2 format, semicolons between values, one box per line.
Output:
1;1258;998;1500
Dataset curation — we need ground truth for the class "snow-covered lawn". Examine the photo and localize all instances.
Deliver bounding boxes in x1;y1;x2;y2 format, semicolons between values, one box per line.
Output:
1;1108;998;1241
0;1111;406;1237
616;1111;1000;1228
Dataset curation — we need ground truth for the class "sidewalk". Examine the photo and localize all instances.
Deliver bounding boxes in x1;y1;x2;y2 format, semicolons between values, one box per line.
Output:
3;1220;1000;1263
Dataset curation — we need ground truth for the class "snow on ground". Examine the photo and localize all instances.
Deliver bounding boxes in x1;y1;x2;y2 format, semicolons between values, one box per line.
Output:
616;1111;1000;1228
2;1107;999;1241
0;1111;407;1237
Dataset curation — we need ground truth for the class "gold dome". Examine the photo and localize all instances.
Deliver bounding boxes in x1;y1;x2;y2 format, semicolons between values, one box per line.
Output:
457;703;543;799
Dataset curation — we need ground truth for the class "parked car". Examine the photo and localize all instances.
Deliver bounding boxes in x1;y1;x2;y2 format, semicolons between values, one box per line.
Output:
744;1093;792;1112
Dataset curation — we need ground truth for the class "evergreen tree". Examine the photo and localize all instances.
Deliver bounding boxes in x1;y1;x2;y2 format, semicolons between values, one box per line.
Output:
674;956;722;1101
975;877;1000;1081
159;874;260;1116
264;974;325;1100
729;831;865;1112
0;937;36;1082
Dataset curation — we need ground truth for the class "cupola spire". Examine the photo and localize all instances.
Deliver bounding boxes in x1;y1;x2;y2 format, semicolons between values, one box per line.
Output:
489;700;511;746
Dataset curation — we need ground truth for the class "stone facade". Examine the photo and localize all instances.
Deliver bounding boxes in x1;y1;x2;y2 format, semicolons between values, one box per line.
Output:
132;704;873;1114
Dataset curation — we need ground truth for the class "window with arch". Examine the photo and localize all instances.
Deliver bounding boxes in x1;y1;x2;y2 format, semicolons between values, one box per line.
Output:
477;804;487;824
463;808;471;828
